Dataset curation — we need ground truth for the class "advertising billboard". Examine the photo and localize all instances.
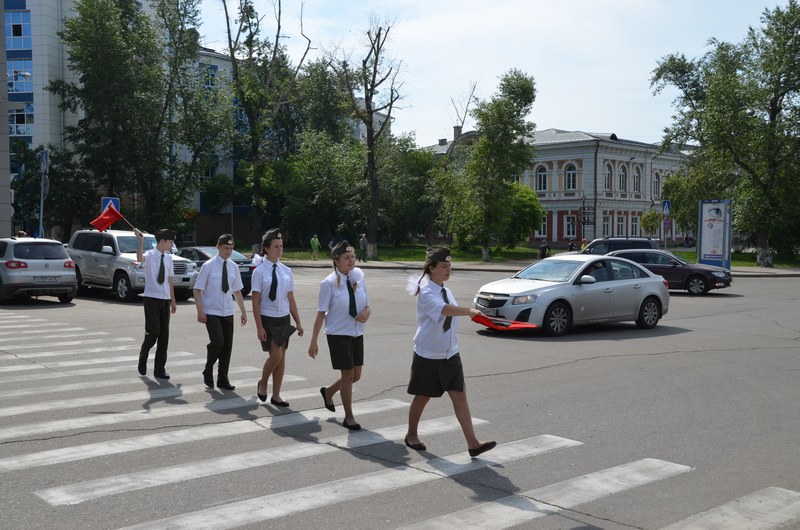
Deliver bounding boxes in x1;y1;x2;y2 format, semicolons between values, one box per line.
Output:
698;200;732;269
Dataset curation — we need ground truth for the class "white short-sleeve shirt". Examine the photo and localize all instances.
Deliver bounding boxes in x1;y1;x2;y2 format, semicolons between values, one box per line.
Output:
317;267;368;337
141;249;173;300
194;254;243;316
251;259;295;317
412;281;459;359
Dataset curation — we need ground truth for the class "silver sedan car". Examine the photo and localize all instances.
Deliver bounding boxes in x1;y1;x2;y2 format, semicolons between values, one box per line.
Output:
474;254;669;336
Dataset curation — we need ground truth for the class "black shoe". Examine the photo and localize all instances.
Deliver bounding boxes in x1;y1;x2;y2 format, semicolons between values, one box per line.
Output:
468;441;497;458
404;435;426;451
154;372;170;380
137;354;147;376
320;387;335;412
342;419;361;431
203;372;214;388
256;381;267;402
217;380;235;391
270;397;290;407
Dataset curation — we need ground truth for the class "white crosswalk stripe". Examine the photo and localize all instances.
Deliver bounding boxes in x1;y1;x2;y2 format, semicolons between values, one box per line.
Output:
0;398;408;473
35;416;480;505
0;339;136;359
0;357;201;384
120;435;583;530
660;487;800;529
0;327;86;338
400;458;693;529
0;331;108;343
0;350;194;373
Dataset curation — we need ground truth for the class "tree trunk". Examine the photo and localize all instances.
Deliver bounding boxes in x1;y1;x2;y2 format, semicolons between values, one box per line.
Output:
481;243;490;261
756;227;773;267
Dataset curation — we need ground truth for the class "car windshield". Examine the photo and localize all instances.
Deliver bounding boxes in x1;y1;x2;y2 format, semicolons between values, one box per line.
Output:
13;242;69;259
513;259;582;282
196;248;249;261
117;236;156;253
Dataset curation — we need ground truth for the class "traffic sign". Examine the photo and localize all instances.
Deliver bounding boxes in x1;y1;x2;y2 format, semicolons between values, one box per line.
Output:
663;216;672;232
662;200;671;216
101;197;120;213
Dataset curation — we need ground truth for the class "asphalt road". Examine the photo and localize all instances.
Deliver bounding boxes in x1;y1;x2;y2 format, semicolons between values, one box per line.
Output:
1;269;798;529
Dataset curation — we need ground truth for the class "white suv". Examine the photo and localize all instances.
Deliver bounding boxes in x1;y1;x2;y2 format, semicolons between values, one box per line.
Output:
67;229;197;302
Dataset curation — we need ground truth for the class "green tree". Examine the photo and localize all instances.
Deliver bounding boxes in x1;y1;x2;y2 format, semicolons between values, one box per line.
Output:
454;69;539;260
221;0;311;243
651;0;800;265
48;0;231;230
640;209;663;238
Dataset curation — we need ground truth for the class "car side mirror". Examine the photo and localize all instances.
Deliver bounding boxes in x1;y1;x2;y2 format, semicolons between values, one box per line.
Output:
101;245;115;255
579;275;597;284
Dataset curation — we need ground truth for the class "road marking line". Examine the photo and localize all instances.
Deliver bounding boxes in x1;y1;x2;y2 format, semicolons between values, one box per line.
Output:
36;416;480;505
0;350;192;373
0;337;133;351
0;366;260;399
0;321;61;329
0;377;267;418
400;458;692;529
0;327;87;339
120;435;582;530
0;393;404;442
660;487;800;529
0;331;107;343
0;357;202;384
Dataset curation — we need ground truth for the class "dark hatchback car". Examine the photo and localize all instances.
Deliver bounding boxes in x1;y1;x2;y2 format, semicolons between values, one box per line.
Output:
607;249;731;295
177;246;253;296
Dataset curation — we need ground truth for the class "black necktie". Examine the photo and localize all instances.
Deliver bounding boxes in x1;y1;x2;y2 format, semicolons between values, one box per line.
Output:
157;253;165;284
268;263;277;301
346;275;357;318
441;288;452;331
221;259;229;293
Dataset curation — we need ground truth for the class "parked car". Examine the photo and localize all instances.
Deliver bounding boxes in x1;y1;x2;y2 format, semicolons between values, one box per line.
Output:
66;229;197;302
176;246;254;296
580;237;660;255
0;237;77;303
607;249;731;295
474;254;669;336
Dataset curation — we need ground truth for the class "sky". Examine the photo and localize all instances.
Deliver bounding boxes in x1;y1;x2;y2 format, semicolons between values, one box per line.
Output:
197;0;788;147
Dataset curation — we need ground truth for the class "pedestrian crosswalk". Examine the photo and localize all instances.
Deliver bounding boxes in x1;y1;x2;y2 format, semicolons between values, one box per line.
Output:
1;311;799;529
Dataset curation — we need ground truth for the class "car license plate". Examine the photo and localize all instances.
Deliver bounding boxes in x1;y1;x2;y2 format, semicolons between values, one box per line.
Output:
479;307;497;317
239;266;248;272
34;276;57;283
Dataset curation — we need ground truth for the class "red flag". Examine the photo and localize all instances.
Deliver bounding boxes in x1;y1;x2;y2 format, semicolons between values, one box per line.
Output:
90;204;124;232
471;313;539;331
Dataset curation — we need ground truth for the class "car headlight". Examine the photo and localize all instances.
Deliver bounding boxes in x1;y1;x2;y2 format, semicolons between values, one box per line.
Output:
512;294;537;305
711;271;726;278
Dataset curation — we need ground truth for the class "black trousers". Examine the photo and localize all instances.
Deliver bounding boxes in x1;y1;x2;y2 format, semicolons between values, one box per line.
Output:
203;314;234;380
140;297;171;374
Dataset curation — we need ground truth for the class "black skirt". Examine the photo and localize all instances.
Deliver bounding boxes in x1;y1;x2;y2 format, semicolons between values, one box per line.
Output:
407;352;464;397
259;315;296;350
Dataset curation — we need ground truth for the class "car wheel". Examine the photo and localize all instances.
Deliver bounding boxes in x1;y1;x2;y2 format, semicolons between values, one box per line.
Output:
75;267;89;295
635;297;662;329
542;302;571;336
174;289;191;302
114;273;137;302
58;294;73;304
686;275;708;295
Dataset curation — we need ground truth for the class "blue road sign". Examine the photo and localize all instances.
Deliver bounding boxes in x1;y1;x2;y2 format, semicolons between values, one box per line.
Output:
662;200;671;216
101;197;120;213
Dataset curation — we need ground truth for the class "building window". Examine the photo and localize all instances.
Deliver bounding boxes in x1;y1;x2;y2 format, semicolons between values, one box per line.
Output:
535;166;547;191
616;215;626;237
633;167;641;192
8;103;34;137
565;215;576;238
618;166;627;192
538;214;548;238
200;63;218;89
631;216;640;236
5;11;32;50
653;173;661;197
7;60;33;93
565;164;576;191
604;164;612;190
603;215;611;237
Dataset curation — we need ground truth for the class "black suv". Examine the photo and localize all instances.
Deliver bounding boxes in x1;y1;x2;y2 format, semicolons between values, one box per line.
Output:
580;237;660;255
